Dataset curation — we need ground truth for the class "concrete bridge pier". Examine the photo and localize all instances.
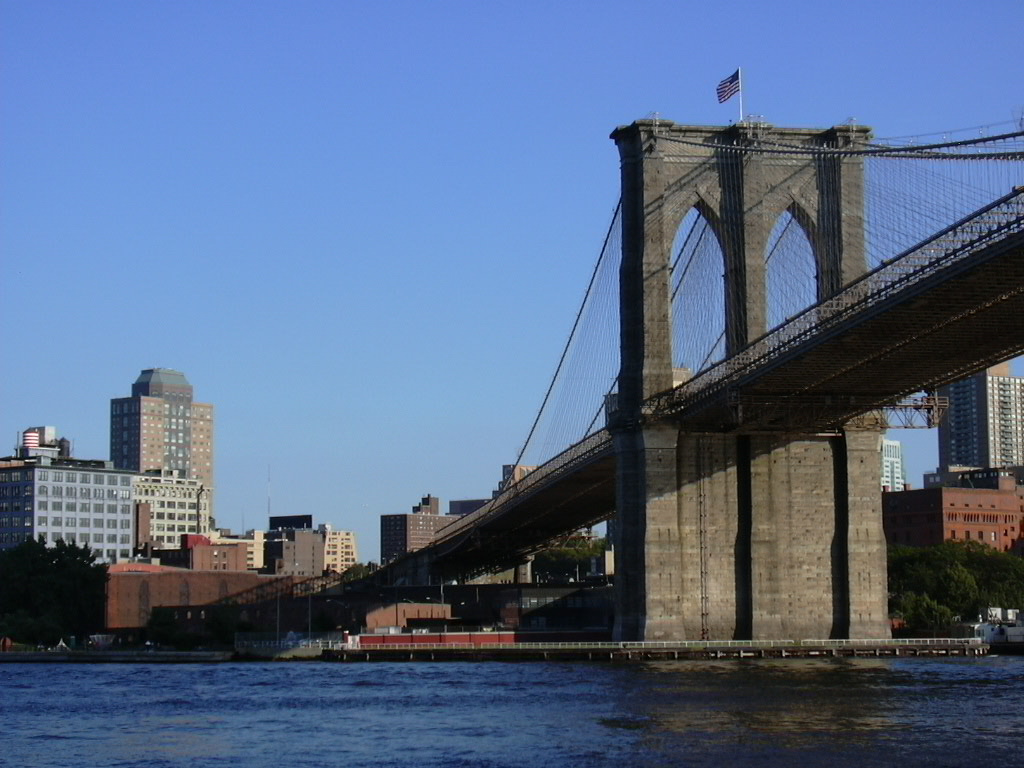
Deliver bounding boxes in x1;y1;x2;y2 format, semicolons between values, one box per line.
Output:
613;427;890;642
612;423;687;641
746;429;888;640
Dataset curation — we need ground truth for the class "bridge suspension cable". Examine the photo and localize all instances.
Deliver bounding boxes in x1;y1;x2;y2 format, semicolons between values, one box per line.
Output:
512;201;622;471
513;123;1022;469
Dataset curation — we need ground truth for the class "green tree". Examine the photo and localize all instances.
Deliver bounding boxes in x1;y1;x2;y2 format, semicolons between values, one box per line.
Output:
889;540;1024;633
341;563;372;582
938;562;980;619
0;537;108;644
533;538;607;582
900;592;955;635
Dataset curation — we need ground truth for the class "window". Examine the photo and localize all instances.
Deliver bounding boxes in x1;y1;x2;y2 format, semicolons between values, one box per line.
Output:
79;518;90;528
51;517;62;526
107;519;118;529
93;519;103;528
37;517;47;526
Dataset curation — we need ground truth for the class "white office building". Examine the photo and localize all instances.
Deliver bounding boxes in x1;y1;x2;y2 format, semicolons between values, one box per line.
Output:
1;431;137;564
881;438;907;491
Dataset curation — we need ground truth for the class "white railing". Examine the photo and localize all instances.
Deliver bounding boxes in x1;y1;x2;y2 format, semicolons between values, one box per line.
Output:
348;637;981;651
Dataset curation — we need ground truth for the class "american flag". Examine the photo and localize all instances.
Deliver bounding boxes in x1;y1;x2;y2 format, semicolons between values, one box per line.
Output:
716;70;740;103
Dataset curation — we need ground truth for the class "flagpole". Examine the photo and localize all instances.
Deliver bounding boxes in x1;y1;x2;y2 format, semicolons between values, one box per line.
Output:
737;67;743;124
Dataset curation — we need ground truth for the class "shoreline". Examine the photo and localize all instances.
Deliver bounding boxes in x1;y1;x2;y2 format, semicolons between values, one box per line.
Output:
3;638;1009;663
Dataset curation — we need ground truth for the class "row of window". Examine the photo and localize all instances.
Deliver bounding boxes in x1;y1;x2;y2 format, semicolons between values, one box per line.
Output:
136;487;202;499
37;517;132;529
153;512;197;521
39;532;131;544
950;530;999;542
36;472;131;485
36;502;131;514
37;486;130;499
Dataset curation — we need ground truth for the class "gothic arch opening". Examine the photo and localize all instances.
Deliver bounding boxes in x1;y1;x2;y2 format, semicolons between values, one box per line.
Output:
671;207;727;377
764;207;818;332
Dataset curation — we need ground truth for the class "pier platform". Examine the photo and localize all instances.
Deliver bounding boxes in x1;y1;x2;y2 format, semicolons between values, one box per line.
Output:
314;638;988;662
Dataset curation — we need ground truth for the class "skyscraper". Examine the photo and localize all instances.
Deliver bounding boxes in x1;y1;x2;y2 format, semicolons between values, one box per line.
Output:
881;438;906;491
938;362;1024;470
110;368;214;498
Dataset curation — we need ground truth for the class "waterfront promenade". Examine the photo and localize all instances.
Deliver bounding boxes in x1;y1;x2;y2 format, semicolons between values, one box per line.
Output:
234;634;987;662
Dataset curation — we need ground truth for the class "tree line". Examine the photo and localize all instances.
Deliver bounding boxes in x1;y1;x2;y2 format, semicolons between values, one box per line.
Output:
888;540;1024;634
0;537;107;645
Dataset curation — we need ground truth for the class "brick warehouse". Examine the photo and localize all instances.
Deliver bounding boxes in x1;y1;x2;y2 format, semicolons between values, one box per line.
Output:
882;474;1024;551
106;564;284;632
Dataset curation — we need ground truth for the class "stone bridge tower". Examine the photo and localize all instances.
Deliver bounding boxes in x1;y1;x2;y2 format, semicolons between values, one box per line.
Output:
610;120;890;642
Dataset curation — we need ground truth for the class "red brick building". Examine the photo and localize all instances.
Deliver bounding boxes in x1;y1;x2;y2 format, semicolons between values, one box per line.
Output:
106;563;283;630
882;474;1024;552
154;534;248;571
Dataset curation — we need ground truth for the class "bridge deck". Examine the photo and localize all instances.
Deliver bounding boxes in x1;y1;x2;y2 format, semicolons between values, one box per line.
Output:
660;198;1024;431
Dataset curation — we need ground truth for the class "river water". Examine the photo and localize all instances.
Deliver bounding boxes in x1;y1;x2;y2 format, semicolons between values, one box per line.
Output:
1;656;1021;767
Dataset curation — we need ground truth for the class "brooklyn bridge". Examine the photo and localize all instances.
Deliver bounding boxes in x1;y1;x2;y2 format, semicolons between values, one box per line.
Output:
372;119;1024;642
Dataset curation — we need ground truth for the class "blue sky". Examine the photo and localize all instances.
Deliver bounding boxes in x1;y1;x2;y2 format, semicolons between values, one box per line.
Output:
2;1;1022;561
